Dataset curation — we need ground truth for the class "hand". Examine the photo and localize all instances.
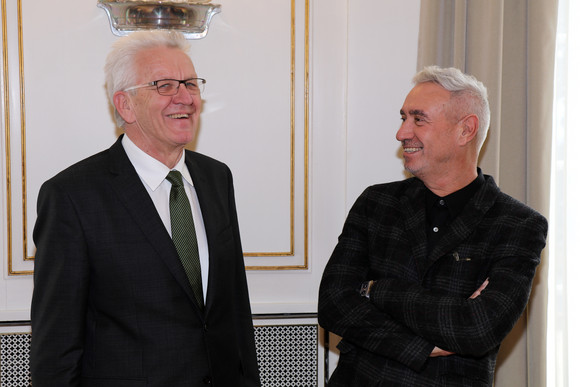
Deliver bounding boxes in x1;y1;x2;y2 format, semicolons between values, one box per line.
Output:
429;279;489;359
430;346;454;357
469;278;489;299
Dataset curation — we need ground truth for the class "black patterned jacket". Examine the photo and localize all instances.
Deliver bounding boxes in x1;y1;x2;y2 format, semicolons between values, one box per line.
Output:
318;174;548;387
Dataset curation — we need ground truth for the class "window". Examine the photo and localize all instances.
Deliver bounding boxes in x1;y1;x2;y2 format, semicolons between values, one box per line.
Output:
548;0;580;385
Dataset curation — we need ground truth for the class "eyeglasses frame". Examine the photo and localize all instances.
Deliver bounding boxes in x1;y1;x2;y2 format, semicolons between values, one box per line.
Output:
123;78;206;95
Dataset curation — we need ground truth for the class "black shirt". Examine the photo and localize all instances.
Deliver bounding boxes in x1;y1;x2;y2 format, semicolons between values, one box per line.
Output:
425;168;485;251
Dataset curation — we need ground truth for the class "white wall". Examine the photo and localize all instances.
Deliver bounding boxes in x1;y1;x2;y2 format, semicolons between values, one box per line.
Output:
0;0;419;327
246;0;420;314
1;0;419;384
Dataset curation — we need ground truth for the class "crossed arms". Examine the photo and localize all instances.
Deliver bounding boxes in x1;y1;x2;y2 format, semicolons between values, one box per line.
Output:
317;184;547;371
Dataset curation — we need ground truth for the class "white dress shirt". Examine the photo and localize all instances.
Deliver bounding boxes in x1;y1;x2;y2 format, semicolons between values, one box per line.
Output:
122;135;209;301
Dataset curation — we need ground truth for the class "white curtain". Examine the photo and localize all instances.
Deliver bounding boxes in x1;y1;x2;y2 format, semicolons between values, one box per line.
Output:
417;1;559;385
548;0;579;386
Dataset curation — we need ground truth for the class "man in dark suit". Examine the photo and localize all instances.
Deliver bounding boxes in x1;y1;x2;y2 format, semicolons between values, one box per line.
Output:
318;66;548;386
30;31;260;386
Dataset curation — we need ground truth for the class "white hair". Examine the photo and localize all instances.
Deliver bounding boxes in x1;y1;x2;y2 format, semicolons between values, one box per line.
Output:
413;66;491;151
104;31;191;127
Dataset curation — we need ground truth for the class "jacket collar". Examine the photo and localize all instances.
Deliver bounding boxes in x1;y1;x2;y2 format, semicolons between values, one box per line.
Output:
107;135;206;316
399;174;500;279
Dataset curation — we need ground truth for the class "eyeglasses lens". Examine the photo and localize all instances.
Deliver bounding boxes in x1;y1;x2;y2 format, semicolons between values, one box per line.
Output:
156;79;205;96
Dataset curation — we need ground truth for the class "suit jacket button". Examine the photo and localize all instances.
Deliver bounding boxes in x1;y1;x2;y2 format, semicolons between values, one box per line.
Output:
203;376;212;384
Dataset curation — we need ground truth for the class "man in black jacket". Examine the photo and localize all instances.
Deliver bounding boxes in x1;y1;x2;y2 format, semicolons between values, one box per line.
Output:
31;31;260;387
318;66;547;386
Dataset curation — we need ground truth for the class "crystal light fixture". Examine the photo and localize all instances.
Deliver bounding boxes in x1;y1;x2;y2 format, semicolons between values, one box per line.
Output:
98;0;221;39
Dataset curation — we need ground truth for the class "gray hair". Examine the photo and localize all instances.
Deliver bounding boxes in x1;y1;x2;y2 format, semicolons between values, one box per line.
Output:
104;31;191;127
413;66;490;151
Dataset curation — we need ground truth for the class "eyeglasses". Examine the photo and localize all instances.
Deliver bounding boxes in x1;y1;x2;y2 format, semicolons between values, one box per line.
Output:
124;78;206;96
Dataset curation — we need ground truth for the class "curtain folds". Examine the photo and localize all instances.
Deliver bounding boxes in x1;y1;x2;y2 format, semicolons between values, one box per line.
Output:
417;1;558;386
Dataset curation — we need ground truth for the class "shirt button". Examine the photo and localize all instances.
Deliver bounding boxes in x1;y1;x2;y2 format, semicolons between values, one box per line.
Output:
439;199;445;206
433;227;439;232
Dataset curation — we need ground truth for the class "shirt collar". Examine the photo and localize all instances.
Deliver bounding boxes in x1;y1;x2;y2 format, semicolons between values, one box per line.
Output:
425;168;484;220
121;135;193;190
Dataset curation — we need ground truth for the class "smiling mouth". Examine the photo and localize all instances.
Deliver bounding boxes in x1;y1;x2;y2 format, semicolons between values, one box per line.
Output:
168;113;190;119
403;147;422;153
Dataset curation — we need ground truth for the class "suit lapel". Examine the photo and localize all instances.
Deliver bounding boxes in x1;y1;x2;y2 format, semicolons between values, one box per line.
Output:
106;137;202;312
184;152;220;313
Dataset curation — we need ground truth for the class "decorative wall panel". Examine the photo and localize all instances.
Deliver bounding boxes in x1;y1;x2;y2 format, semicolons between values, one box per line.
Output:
0;325;319;387
255;324;318;386
0;333;31;387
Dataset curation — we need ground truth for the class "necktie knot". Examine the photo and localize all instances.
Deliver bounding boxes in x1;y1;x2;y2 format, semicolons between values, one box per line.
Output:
166;170;184;188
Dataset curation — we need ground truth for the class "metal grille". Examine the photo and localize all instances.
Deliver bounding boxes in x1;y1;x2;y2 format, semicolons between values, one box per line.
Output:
255;325;318;387
1;325;319;387
0;333;32;387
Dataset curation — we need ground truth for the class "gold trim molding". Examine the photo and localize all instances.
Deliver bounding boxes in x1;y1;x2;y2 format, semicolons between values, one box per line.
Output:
2;0;310;275
245;0;310;270
2;0;32;276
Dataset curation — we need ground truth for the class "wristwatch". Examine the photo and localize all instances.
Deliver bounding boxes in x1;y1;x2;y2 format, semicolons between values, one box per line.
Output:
359;280;375;298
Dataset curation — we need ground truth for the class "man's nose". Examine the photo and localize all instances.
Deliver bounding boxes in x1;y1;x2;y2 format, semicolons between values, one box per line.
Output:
396;121;411;141
172;83;194;104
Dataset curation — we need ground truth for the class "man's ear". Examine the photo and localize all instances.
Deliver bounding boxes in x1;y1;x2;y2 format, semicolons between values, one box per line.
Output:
458;114;479;146
113;91;136;124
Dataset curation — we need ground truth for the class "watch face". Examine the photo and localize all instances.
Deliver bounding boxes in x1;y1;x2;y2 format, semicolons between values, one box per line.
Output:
360;282;369;297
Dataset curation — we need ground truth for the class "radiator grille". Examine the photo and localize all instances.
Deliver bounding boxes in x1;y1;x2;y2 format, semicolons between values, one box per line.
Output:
0;325;318;387
0;333;32;387
255;324;318;387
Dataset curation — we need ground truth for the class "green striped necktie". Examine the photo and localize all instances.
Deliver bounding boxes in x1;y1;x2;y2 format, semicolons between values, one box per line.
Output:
166;170;204;309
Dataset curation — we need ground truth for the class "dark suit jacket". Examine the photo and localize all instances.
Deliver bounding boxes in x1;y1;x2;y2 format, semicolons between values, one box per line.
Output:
31;135;260;387
318;174;547;387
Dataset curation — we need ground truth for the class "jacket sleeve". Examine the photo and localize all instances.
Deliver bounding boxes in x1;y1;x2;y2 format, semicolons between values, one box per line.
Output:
30;180;88;386
370;209;548;357
225;167;261;387
318;188;434;372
